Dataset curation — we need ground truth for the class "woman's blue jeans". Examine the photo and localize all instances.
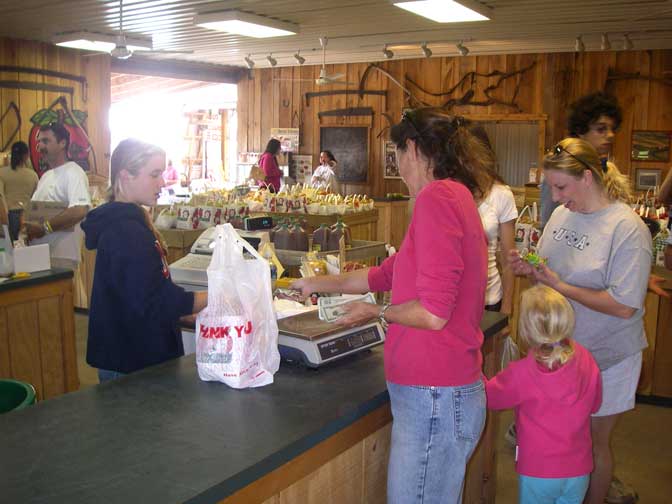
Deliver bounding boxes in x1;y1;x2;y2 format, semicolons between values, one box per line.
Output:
386;379;486;504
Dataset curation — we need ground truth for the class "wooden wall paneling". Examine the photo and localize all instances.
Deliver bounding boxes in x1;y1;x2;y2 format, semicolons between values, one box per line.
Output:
278;442;364;504
237;74;249;154
611;51;652;176
382;60;407;195
253;70;262;152
485;54;508;115
271;67;280;132
260;69;274;149
362;423;392;504
514;53;538;114
0;39;20;150
17;41;40;144
60;279;78;392
291;66;301;131
300;64;315;156
0;308;9;376
638;291;660;395
37;296;65;399
81;54;112;181
7;301;42;399
647;51;672;181
278;67;292;129
457;55;479;116
653;295;672;397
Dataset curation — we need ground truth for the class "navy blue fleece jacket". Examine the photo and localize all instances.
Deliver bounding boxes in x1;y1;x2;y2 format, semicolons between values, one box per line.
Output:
82;202;195;373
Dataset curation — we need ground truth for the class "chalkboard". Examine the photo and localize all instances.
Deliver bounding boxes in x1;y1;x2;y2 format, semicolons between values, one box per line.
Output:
320;127;369;183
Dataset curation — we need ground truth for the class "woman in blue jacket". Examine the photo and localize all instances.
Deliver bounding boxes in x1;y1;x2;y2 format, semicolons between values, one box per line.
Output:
82;139;207;383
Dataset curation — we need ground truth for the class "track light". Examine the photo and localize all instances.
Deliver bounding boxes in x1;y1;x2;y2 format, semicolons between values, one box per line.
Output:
267;53;277;67
456;41;469;56
575;36;585;52
244;54;255;69
382;45;394;59
294;51;305;65
623;34;634;50
601;33;611;51
421;42;432;58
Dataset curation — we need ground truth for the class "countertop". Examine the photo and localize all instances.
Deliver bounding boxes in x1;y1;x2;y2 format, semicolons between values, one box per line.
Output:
0;267;73;294
1;311;507;504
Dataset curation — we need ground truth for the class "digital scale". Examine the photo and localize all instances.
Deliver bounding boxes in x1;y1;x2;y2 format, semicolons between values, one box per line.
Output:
277;310;385;368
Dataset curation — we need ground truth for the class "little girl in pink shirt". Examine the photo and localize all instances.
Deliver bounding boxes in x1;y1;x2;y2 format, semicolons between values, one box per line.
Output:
486;284;602;503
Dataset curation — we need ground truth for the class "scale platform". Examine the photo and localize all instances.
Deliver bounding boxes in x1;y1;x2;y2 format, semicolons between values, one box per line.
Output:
277;310;385;368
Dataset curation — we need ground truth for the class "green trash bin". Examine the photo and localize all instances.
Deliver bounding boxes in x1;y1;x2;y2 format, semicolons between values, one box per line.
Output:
0;379;37;414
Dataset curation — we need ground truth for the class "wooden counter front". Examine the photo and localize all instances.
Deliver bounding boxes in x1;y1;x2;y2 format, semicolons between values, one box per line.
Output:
0;269;78;400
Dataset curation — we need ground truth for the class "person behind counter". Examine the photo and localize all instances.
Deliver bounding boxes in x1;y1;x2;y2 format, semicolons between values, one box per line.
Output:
509;138;651;504
0;141;39;211
310;150;340;193
258;138;283;193
467;125;518;315
23;123;91;270
293;108;489;503
82;139;207;383
486;285;602;504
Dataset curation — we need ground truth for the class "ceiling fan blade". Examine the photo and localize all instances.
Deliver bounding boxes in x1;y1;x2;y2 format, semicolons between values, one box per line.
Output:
143;49;194;55
327;73;345;80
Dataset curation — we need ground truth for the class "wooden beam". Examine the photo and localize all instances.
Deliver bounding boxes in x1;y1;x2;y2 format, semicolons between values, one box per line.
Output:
111;57;246;84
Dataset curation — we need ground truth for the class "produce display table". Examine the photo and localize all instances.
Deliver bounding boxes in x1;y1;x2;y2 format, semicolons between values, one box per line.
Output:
254;209;379;241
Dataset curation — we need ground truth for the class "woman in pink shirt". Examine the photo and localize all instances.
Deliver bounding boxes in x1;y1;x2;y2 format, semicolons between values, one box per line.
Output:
293;108;491;503
258;138;283;192
486;285;602;503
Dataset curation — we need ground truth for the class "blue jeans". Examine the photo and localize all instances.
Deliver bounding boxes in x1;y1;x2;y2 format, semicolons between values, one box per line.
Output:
519;474;590;504
98;369;126;383
386;379;486;504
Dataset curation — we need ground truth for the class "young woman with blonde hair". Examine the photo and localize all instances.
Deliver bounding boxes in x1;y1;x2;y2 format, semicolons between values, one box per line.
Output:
82;138;207;383
486;284;602;504
510;137;651;504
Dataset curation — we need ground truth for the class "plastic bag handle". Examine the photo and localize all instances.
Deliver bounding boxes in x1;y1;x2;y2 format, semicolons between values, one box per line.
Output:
220;223;265;262
516;205;532;224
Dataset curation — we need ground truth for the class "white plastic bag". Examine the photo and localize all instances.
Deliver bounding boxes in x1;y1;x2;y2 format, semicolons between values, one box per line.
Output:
500;335;521;371
196;224;280;388
514;205;541;253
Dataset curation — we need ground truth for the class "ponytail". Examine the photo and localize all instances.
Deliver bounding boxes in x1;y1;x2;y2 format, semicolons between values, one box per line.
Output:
10;141;29;171
602;161;633;203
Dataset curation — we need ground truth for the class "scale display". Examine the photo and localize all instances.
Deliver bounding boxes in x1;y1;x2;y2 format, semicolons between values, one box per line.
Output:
317;326;382;360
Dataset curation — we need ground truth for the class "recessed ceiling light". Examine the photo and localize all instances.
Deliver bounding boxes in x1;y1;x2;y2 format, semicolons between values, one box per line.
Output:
194;10;298;38
393;1;490;23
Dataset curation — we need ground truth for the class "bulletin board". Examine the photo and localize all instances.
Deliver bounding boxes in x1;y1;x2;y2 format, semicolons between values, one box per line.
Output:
320;126;369;183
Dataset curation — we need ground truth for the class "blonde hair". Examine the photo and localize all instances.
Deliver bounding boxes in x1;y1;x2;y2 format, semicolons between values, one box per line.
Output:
107;138;167;252
543;137;632;203
519;285;576;370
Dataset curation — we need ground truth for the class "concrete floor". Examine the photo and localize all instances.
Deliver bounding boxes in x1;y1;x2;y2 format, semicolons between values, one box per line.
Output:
74;314;672;503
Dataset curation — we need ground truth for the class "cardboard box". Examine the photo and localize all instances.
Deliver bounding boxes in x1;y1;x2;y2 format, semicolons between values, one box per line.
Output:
25;201;74;231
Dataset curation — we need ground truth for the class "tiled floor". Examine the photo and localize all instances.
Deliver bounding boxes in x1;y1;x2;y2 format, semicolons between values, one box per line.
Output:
74;313;672;503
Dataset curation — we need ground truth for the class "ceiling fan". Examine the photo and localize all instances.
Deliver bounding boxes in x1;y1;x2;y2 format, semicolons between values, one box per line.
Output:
274;37;356;86
83;0;193;60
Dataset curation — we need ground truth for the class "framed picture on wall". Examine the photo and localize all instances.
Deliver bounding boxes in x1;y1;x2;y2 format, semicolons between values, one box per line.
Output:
631;131;671;162
383;141;401;179
635;168;661;190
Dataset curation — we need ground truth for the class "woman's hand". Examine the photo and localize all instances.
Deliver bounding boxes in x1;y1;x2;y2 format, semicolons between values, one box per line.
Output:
290;277;317;299
334;301;379;328
508;249;534;276
530;262;562;288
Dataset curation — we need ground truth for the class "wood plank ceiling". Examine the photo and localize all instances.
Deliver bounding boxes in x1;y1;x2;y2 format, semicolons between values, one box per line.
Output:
1;0;672;70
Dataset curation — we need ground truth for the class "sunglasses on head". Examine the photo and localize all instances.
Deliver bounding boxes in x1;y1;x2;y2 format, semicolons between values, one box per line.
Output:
553;144;603;172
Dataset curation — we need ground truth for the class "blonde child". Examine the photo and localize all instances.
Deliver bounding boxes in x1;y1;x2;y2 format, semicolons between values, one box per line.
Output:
486;285;602;504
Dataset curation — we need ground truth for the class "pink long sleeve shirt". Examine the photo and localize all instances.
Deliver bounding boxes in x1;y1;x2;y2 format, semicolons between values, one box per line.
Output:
368;179;488;386
485;342;602;478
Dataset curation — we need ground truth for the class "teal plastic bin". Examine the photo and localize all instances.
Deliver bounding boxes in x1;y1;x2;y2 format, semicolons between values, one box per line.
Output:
0;379;37;413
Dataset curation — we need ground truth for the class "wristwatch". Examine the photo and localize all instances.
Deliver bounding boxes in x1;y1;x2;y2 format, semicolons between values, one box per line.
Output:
378;303;391;329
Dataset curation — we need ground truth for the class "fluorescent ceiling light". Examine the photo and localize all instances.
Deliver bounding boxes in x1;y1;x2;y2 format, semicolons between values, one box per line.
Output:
53;31;152;52
195;10;297;38
393;0;490;22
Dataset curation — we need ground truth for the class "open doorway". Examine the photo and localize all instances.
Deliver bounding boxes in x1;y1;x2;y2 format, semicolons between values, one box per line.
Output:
109;73;237;199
